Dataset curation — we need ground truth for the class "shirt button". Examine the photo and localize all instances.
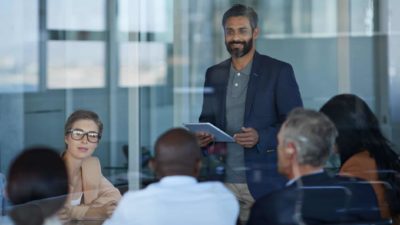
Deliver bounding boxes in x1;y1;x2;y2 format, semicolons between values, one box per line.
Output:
234;83;238;87
237;73;241;76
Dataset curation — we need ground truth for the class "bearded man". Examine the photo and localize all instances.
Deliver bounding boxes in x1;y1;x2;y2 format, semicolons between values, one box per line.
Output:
196;4;303;224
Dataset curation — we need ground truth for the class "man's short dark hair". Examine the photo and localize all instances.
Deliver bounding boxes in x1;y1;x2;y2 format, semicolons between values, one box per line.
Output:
222;4;258;30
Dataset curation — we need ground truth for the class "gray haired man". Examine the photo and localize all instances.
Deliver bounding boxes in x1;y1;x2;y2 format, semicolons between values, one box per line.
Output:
247;108;382;225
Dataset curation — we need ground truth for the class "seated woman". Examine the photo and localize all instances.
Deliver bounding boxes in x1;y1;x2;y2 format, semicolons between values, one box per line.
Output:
1;147;69;225
59;110;121;220
320;94;400;221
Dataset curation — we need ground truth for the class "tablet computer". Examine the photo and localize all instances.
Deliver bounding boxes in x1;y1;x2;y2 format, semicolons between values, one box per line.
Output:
183;122;234;142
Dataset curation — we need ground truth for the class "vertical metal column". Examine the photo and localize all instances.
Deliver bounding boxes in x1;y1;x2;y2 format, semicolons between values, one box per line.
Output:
39;0;47;91
128;0;141;191
337;0;351;94
173;0;189;126
373;0;392;139
106;0;119;171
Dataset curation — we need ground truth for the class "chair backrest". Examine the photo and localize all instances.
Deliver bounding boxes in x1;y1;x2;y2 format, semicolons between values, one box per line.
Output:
328;219;392;225
297;179;382;224
297;185;353;224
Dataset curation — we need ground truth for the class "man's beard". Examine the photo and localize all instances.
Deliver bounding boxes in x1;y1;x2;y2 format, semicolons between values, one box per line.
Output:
225;38;253;58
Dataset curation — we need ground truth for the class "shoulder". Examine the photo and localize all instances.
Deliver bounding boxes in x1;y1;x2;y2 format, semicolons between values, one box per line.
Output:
82;156;101;169
344;151;375;164
341;151;377;173
252;52;297;84
199;181;236;197
81;156;102;183
255;52;293;69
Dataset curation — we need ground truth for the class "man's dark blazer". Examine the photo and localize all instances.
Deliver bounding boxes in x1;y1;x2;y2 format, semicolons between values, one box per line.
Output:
247;172;382;225
199;51;303;199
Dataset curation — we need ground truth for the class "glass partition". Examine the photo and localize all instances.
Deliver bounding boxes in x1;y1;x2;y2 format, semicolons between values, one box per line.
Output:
0;0;399;188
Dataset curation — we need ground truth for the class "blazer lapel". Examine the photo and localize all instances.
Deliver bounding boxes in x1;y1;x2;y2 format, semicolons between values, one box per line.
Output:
216;59;230;129
244;52;262;121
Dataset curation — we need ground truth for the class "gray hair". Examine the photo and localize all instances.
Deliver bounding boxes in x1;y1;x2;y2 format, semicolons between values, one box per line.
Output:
281;108;338;167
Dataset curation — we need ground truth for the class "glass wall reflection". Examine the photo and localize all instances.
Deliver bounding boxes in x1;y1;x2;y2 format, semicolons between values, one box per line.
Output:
0;0;399;188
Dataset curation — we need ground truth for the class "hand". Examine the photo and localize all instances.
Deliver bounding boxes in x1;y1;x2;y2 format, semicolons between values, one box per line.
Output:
103;201;117;217
57;206;71;221
84;201;118;219
234;127;259;148
195;132;214;147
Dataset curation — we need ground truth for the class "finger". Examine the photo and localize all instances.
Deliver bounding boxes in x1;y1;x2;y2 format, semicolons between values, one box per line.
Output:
200;134;212;140
107;206;117;215
237;141;256;146
196;132;207;137
107;201;117;206
236;139;257;145
57;212;68;220
107;205;117;213
204;135;214;142
241;127;254;132
195;132;204;137
234;132;253;139
199;137;213;147
57;208;67;214
199;132;212;137
235;135;255;142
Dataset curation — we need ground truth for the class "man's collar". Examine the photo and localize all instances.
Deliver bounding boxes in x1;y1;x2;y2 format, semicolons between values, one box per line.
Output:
159;175;197;186
286;168;325;186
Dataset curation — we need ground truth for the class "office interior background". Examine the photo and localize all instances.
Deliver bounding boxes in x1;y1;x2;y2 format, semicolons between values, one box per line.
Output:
0;0;400;189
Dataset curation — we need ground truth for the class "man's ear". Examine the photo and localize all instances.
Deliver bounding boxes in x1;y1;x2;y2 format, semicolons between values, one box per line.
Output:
286;142;297;158
333;144;339;153
149;159;156;172
253;27;260;39
194;159;202;176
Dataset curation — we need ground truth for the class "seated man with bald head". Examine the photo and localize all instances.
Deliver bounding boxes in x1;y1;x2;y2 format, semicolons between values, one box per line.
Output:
104;128;239;225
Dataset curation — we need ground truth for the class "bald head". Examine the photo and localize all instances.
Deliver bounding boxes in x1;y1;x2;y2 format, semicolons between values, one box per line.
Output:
152;128;202;178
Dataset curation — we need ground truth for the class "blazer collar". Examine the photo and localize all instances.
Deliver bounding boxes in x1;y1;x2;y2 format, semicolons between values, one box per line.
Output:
287;171;332;188
244;51;262;121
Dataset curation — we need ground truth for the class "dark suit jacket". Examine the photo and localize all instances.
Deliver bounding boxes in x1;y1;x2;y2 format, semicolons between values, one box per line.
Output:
199;52;303;198
247;172;382;225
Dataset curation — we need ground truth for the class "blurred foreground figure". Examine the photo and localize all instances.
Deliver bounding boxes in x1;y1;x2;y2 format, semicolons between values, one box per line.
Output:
1;147;68;225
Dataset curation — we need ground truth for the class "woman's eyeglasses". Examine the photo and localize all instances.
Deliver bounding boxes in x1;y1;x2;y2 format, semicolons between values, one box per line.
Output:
67;129;101;143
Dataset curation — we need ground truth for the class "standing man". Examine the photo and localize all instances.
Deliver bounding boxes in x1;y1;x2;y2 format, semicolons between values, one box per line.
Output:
197;4;302;224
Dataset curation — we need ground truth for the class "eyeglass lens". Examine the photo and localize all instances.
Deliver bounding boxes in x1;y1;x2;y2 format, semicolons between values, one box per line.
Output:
70;129;99;143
